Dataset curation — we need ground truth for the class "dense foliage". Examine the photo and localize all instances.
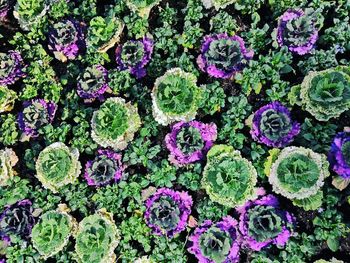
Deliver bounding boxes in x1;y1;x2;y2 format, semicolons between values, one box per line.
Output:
1;0;350;262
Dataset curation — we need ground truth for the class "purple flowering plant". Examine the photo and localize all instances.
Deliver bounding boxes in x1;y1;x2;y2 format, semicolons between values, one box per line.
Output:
188;216;240;263
48;19;85;62
250;101;300;148
197;33;253;79
115;37;153;79
0;51;26;86
276;9;320;55
236;189;294;251
165;120;217;166
144;188;192;237
17;99;57;138
77;65;109;101
0;200;34;241
84;149;125;187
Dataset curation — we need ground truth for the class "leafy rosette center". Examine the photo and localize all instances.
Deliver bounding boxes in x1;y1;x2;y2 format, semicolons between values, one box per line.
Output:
269;146;329;202
18;99;57;137
276;9;319;55
188;216;240;263
31;206;76;259
202;145;257;207
48;19;85;62
145;188;193;237
0;200;34;239
35;142;81;193
0;51;26;86
77;65;109;100
116;38;153;79
165;121;217;166
251;102;300;148
299;67;350;121
152;68;201;125
75;210;120;263
237;193;294;251
197;33;253;79
91;97;141;150
84;150;124;187
0;86;16;113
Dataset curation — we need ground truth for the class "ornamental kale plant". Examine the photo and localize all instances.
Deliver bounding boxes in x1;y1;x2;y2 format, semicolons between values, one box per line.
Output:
165;120;217;166
202;144;257;207
250;101;300;148
292;66;350;121
35;142;81;193
115;37;153;79
48;19;85;62
152;68;202;125
77;65;109;100
31;204;76;259
275;8;320;55
236;189;294;251
188;216;240;263
74;209;120;263
0;51;26;86
1;1;350;262
91;97;141;150
268;146;329;210
197;33;253;79
144;188;192;237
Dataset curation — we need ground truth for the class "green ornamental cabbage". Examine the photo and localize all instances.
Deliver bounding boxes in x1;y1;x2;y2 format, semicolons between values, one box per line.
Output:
152;68;202;126
87;13;124;53
298;66;350;121
125;0;161;18
0;148;18;187
75;209;120;263
13;0;49;31
35;142;81;193
91;97;141;150
0;86;17;113
202;144;257;207
268;146;329;210
31;204;77;259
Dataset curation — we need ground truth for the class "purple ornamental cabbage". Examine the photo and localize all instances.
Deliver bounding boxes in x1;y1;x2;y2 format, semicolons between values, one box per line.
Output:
18;99;57;137
328;132;350;179
250;101;300;148
77;65;109;100
165;121;217;166
0;0;14;19
84;149;125;187
48;19;85;62
0;51;26;86
115;37;153;79
197;33;253;79
236;190;294;251
0;199;35;240
276;9;318;55
188;216;240;263
144;188;192;237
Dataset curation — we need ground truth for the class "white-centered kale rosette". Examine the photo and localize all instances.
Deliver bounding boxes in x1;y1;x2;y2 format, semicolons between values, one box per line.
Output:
290;66;350;121
74;209;120;263
35;142;81;193
267;146;329;211
91;97;141;150
31;204;77;259
151;68;202;126
202;144;258;208
125;0;161;18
